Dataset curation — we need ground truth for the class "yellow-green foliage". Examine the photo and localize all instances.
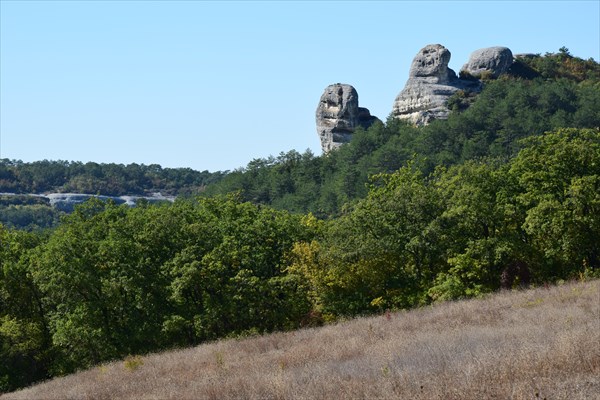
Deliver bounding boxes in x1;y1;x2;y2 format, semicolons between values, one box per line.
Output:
123;355;144;372
1;128;599;393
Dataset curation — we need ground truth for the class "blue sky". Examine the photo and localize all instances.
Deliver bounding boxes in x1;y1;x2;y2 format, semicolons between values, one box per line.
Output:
1;1;599;172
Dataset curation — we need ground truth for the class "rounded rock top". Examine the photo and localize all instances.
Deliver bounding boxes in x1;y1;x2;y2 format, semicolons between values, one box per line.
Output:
410;44;452;78
461;46;514;79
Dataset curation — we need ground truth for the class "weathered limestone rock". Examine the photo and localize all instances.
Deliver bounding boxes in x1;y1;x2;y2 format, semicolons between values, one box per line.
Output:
392;44;476;125
46;193;175;212
319;44;516;140
316;83;379;153
461;46;514;79
408;43;455;83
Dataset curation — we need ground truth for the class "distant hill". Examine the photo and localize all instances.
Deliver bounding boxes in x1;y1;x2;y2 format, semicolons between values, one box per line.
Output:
1;49;598;225
0;160;226;197
204;49;600;217
0;161;226;230
4;279;598;400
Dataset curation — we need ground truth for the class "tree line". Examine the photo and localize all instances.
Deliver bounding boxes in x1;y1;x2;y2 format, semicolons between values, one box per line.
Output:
1;50;598;229
1;127;598;392
1;49;599;392
203;51;600;217
0;160;226;196
0;161;226;230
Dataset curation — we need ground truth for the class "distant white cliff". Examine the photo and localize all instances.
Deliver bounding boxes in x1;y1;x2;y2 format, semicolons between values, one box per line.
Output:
1;192;176;212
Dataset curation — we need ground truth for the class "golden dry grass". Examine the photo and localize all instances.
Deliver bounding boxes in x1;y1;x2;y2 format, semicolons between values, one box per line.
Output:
3;279;599;400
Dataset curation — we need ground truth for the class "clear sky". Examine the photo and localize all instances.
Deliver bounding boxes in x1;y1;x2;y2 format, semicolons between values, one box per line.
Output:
1;0;599;172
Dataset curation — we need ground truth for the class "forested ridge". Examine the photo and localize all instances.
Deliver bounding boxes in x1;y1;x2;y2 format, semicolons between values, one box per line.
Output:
0;160;226;197
1;49;599;393
204;50;600;216
0;161;226;231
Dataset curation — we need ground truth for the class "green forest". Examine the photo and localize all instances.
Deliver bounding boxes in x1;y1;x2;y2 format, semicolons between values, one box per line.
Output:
1;50;599;392
0;161;226;230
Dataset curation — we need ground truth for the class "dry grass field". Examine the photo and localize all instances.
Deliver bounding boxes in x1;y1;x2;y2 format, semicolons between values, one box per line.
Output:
3;279;599;400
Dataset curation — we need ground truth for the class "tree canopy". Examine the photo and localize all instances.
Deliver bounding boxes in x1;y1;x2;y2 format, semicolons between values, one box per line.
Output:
1;50;599;393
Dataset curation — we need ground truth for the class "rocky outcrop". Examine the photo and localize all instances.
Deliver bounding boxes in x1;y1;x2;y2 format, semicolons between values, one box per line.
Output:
390;44;517;126
408;43;455;83
318;44;516;144
0;192;177;212
391;44;480;125
316;83;379;153
461;46;514;79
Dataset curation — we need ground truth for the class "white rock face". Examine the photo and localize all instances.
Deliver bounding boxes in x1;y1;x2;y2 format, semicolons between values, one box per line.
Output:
392;44;482;125
392;79;467;125
316;83;379;153
45;193;175;212
392;45;461;125
461;46;514;79
408;43;454;83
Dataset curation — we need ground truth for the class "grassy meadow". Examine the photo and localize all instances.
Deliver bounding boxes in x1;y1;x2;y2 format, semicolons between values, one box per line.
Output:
3;279;598;400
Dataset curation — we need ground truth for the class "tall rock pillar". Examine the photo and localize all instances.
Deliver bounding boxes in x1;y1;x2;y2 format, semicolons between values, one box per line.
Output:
316;83;379;153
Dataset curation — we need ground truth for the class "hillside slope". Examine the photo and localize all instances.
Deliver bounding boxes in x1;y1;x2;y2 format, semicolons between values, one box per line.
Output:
4;279;598;400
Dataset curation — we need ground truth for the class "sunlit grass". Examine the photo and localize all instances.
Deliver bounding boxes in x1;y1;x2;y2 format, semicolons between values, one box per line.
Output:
4;279;599;400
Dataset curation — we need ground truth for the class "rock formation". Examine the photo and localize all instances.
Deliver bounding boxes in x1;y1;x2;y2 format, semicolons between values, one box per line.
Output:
391;44;480;125
316;83;379;153
317;44;516;147
391;44;515;126
45;193;175;212
461;46;514;79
